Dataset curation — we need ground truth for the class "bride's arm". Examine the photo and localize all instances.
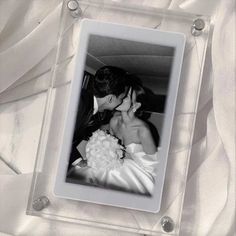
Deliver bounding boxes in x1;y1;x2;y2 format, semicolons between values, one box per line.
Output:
139;125;157;155
100;121;115;135
100;123;110;132
109;114;119;135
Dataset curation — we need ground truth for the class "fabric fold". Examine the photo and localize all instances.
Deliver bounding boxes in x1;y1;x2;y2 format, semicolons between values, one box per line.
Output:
0;3;62;93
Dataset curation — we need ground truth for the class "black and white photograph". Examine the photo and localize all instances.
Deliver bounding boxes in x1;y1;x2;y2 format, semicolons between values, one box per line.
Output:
54;19;185;212
66;35;173;195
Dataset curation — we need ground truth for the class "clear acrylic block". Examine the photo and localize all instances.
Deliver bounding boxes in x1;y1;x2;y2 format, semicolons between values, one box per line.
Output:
26;1;211;235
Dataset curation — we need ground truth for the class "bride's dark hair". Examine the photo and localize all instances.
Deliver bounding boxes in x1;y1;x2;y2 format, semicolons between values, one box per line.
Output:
125;74;150;117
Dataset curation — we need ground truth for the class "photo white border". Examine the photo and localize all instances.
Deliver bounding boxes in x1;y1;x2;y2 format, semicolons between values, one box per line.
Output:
54;19;186;213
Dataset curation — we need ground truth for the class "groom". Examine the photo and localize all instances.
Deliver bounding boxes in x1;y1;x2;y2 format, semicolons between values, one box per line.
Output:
68;66;128;168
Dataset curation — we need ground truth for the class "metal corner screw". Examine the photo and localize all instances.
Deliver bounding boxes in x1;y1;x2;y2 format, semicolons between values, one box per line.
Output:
161;216;174;233
67;0;82;18
32;196;50;211
191;18;205;36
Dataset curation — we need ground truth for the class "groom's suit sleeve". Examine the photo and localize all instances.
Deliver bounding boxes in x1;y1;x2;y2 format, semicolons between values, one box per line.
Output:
68;89;94;167
73;90;92;144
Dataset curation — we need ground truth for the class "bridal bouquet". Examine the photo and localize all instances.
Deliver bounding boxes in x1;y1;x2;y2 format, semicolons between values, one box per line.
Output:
85;129;125;171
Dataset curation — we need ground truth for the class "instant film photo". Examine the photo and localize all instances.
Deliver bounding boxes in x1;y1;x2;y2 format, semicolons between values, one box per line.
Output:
54;19;186;213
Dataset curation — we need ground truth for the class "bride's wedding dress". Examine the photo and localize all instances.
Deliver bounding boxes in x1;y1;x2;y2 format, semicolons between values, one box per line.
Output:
70;143;159;195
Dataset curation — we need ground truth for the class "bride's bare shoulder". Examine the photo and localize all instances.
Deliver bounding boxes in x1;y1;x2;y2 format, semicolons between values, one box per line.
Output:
133;117;147;127
134;119;152;134
137;121;153;138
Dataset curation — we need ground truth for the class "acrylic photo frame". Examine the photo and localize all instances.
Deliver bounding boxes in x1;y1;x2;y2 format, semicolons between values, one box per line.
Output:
27;0;211;235
54;19;186;213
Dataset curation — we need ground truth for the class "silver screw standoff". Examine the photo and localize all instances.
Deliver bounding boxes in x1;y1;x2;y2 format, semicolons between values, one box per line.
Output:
191;18;205;36
161;216;175;233
67;0;82;18
32;196;50;211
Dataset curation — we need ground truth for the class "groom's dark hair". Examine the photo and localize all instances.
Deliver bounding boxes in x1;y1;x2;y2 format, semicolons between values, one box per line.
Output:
93;66;127;98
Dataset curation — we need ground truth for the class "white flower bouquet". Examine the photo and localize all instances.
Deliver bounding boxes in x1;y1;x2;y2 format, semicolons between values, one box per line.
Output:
85;129;125;171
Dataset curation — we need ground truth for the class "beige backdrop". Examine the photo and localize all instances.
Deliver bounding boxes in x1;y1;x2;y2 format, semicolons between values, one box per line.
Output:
0;0;235;235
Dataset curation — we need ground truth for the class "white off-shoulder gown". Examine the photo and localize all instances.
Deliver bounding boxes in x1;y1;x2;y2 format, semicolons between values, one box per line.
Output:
71;143;159;195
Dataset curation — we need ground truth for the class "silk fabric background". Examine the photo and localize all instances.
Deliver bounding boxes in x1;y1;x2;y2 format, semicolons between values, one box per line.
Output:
0;0;235;235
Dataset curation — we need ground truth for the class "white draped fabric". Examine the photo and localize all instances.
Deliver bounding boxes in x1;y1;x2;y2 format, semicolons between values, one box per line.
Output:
0;0;235;235
71;143;158;195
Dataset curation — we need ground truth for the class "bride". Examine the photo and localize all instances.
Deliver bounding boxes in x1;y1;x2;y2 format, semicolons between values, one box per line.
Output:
68;82;159;195
110;84;157;155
